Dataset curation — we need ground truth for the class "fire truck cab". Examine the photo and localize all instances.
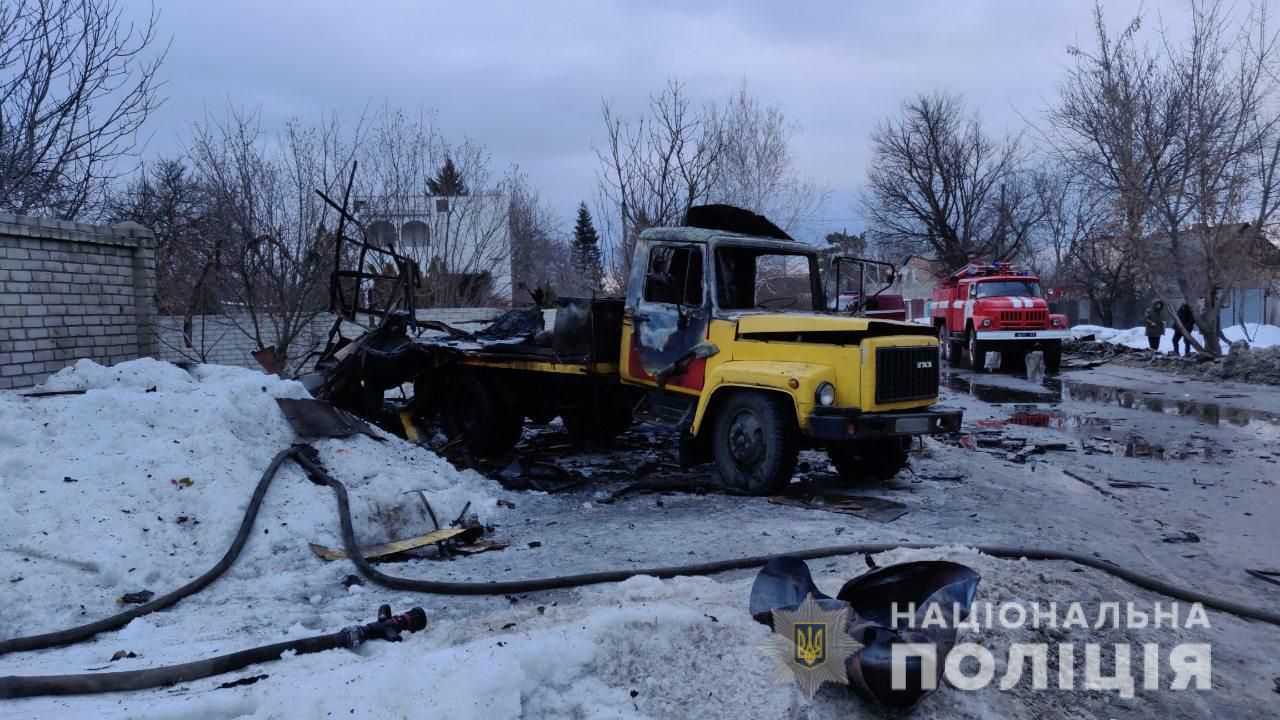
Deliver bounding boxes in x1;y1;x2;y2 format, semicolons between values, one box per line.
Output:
929;262;1069;373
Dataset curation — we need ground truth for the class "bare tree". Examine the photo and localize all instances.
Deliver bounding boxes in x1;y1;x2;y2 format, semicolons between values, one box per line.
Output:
103;156;226;360
0;0;166;219
594;79;826;288
188;106;358;371
508;168;575;299
715;81;827;234
595;79;724;288
1030;168;1135;323
861;90;1036;269
1049;1;1280;353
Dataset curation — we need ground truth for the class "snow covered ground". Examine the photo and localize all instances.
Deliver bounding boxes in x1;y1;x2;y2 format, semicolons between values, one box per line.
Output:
1072;322;1280;352
2;359;1279;718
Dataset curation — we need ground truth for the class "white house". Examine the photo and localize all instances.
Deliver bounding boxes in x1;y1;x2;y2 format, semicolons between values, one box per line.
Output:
355;193;514;304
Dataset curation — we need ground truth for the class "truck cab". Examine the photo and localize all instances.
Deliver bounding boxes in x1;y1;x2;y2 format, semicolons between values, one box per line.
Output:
619;225;960;494
929;263;1070;372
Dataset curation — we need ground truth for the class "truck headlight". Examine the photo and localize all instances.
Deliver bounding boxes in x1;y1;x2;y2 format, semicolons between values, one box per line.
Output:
816;382;836;406
981;318;991;328
1051;317;1063;327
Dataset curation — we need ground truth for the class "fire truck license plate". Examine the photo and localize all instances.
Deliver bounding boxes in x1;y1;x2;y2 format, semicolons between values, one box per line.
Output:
1014;332;1035;337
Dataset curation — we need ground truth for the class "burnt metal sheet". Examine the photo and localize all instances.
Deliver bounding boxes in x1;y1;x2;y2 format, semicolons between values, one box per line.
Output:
683;204;792;240
276;397;379;439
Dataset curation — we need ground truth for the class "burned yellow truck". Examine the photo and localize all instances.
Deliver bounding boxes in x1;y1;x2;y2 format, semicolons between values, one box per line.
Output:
313;205;960;495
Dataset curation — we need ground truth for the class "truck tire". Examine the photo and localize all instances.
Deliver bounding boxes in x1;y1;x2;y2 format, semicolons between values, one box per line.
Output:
827;437;911;482
441;372;523;456
711;392;798;496
966;329;987;371
1043;340;1062;374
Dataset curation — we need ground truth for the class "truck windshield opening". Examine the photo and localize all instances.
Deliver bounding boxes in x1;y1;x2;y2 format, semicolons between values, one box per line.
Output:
975;280;1041;298
715;247;819;311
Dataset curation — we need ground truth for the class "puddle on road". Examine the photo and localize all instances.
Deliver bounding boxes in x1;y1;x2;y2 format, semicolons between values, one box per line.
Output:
942;371;1280;441
1080;436;1216;460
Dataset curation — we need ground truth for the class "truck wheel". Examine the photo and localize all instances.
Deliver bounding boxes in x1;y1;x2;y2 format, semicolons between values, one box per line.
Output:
441;372;523;455
827;437;911;482
966;330;987;371
711;392;798;496
1044;341;1062;374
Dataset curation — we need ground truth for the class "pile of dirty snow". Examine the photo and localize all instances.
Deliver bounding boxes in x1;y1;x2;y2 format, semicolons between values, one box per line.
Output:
0;359;503;643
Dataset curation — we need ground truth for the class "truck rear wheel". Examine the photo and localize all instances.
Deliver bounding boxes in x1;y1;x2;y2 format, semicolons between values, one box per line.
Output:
441;372;523;456
711;392;798;496
827;437;911;482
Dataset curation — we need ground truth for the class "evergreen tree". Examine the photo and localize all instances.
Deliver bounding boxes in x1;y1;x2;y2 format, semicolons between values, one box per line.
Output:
427;156;468;196
572;201;603;292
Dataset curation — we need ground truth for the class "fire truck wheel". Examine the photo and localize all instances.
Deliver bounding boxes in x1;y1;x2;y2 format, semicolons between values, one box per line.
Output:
1044;341;1062;374
441;372;523;455
712;392;798;496
966;330;987;371
827;437;911;482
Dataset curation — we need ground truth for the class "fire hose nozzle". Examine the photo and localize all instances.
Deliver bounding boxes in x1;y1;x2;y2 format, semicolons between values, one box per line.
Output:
340;605;428;648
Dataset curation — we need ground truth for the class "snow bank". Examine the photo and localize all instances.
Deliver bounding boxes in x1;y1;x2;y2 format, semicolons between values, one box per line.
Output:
1071;322;1280;352
0;359;502;638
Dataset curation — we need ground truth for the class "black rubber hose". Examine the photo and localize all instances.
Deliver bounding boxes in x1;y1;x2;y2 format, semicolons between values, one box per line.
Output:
0;632;343;699
0;448;301;656
3;444;1277;668
291;452;1280;625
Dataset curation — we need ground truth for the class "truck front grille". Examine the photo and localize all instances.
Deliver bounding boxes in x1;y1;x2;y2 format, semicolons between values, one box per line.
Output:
999;309;1047;328
875;346;940;404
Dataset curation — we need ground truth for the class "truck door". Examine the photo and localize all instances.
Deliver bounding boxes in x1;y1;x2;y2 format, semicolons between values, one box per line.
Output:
620;243;713;391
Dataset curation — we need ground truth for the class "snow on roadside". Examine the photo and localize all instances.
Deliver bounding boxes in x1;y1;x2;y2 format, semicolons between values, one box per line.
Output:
0;359;502;639
1071;322;1280;352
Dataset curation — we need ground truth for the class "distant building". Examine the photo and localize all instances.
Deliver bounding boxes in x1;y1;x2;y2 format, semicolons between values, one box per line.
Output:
354;194;514;305
890;255;945;302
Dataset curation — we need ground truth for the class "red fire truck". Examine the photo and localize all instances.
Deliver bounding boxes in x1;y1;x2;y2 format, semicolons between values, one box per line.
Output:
929;262;1069;373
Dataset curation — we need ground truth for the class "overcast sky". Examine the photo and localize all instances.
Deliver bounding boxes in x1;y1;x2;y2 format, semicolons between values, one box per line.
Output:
134;0;1190;242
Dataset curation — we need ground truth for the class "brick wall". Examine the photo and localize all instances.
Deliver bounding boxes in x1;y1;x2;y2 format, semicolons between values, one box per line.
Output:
0;214;155;389
0;213;529;384
416;307;505;324
152;313;333;369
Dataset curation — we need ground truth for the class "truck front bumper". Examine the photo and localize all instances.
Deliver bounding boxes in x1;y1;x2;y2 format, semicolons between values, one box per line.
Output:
975;329;1071;341
807;406;963;441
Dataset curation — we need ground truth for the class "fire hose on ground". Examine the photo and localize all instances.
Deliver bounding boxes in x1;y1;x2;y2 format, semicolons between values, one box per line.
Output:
1;443;1278;699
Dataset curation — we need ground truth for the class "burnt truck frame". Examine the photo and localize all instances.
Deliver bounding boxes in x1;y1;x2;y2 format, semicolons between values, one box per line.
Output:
311;206;960;495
